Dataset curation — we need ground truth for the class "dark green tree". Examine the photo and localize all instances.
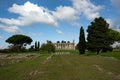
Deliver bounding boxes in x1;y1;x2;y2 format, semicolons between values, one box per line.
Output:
41;43;55;53
35;41;40;51
35;41;37;51
108;29;120;43
6;34;32;52
78;26;86;54
57;41;60;43
102;29;120;52
67;41;70;43
61;40;64;43
61;40;66;43
29;45;34;51
40;43;46;51
38;41;40;49
47;40;52;43
87;17;109;54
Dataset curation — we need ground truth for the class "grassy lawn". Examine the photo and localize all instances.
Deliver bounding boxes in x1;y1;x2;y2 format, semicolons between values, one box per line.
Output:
56;50;79;54
0;52;120;80
100;51;120;60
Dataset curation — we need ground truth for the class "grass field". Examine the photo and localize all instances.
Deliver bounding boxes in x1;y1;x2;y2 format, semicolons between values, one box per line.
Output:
100;51;120;60
0;51;120;80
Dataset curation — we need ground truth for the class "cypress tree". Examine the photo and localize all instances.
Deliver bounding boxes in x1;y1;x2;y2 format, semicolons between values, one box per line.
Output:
38;41;40;50
35;41;37;51
78;26;86;54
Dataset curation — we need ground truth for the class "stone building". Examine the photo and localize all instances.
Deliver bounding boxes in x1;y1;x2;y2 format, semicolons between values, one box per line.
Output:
53;41;75;50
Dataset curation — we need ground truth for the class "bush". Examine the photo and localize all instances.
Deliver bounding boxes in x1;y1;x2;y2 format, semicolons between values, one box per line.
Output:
28;45;35;52
0;49;10;53
9;46;20;52
41;43;55;53
102;47;113;52
0;46;28;53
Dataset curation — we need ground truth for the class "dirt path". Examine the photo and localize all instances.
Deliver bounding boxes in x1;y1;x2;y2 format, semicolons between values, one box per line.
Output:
42;54;53;64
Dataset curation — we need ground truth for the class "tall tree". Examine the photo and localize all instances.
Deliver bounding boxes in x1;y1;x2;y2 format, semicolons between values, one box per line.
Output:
57;41;60;43
78;26;86;54
6;34;32;51
38;41;40;50
87;17;109;54
35;41;37;51
35;41;40;51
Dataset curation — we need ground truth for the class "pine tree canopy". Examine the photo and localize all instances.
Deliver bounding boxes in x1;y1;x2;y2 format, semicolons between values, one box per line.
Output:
87;17;110;54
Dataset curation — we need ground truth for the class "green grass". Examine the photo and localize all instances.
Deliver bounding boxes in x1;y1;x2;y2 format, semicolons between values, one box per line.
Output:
0;52;120;80
100;51;120;60
56;50;79;54
0;54;50;80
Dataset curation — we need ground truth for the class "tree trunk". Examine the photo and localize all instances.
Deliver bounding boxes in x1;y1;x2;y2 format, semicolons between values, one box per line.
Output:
96;49;100;55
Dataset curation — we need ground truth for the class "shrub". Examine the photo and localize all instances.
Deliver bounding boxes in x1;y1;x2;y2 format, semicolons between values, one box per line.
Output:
28;45;35;51
102;47;113;52
41;43;55;53
0;49;10;53
9;46;20;52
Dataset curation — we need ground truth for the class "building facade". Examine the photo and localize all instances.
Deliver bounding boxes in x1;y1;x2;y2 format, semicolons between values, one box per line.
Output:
53;41;75;50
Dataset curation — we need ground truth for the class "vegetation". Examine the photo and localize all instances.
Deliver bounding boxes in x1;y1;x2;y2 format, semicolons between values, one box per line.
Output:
6;34;32;52
87;17;111;54
57;41;60;43
35;41;40;51
61;40;66;43
0;15;120;80
114;45;120;51
100;51;120;60
35;41;37;51
108;29;120;43
38;41;40;50
77;26;86;54
0;52;120;80
41;43;55;53
47;40;52;43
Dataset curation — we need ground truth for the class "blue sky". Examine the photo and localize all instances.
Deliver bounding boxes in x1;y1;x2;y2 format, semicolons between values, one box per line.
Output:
0;0;120;49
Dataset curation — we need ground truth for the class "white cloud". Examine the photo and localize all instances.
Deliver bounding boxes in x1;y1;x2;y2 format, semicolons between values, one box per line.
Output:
106;18;120;32
0;1;103;33
0;24;21;33
111;0;120;31
0;1;58;33
8;1;58;26
116;29;120;32
56;29;63;34
29;32;43;37
72;22;81;27
114;26;120;32
72;0;103;20
106;19;115;28
0;36;2;39
109;0;120;32
53;6;78;21
111;0;120;12
0;18;23;26
111;42;120;48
